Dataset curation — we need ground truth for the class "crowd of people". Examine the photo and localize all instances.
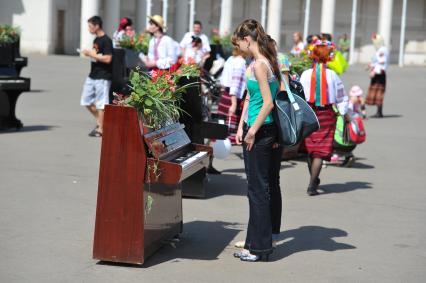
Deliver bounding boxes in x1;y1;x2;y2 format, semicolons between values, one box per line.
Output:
78;14;389;262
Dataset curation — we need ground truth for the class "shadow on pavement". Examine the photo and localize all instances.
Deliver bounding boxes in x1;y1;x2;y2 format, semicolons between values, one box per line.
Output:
326;160;375;169
272;225;356;261
205;173;247;198
350;161;375;169
0;125;58;134
369;114;402;119
221;162;294;175
28;89;49;93
143;220;242;267
318;181;372;194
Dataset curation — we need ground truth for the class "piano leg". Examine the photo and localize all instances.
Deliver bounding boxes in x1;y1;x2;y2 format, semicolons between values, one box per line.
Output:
0;90;23;130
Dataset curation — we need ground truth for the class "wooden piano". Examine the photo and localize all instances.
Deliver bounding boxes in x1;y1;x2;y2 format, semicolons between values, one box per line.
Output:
93;105;212;265
0;38;31;130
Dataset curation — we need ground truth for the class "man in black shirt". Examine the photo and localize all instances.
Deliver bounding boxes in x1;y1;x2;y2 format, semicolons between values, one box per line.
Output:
80;16;113;137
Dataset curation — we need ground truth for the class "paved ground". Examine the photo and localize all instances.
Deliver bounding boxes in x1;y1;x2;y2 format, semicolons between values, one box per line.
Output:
1;55;425;283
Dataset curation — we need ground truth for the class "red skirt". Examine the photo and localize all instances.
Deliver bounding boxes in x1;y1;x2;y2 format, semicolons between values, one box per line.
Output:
304;106;336;161
217;90;242;145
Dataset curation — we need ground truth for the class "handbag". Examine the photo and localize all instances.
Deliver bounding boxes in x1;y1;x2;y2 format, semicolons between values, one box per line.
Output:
273;77;320;147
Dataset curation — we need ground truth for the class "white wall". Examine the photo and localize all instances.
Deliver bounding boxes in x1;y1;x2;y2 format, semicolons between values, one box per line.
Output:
0;0;54;54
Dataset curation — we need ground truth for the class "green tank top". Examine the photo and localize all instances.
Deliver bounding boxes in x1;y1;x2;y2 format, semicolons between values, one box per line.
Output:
246;59;279;126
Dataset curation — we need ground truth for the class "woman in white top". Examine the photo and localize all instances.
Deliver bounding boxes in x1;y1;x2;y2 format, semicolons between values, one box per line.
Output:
366;33;389;118
142;15;177;70
183;36;205;65
217;47;247;144
290;32;305;56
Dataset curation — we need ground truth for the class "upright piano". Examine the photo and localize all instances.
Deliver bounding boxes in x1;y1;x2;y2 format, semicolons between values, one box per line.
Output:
0;39;31;130
93;105;212;265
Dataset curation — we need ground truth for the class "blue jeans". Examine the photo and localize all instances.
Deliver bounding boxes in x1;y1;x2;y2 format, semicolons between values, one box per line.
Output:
243;123;280;256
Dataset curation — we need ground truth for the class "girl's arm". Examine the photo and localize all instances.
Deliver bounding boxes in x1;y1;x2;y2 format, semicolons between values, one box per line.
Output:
236;93;249;145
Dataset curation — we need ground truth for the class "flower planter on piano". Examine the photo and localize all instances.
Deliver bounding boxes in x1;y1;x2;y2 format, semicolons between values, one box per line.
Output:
0;44;15;66
93;105;212;265
0;38;30;131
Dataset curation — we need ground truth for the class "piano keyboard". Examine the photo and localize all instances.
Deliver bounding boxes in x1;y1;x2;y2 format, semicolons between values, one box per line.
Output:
171;151;208;169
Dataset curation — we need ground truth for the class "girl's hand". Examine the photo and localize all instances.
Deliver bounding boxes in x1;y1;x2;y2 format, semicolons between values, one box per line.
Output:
244;129;255;151
228;103;237;116
236;126;243;145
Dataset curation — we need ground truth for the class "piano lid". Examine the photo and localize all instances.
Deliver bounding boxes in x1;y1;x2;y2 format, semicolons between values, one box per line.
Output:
143;123;191;159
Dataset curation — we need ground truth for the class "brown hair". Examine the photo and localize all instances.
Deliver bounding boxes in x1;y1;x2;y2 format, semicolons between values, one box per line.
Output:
309;45;334;64
233;19;281;84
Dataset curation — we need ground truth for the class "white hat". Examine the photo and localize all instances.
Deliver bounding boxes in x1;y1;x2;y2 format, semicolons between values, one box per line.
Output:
148;15;166;30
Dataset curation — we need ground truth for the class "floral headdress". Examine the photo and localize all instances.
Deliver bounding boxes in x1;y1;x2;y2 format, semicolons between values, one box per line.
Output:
307;40;335;106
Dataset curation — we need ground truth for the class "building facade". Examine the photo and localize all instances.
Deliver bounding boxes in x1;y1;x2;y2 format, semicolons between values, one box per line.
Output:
1;0;425;65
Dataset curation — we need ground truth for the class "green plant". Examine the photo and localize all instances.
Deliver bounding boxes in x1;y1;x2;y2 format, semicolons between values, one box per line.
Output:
119;32;150;54
221;34;233;49
114;62;200;130
209;34;233;49
0;25;20;45
288;53;313;76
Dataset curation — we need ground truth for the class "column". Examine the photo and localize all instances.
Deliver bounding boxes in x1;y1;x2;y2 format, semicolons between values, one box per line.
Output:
146;0;152;28
267;0;282;48
136;0;147;32
398;0;407;67
104;0;120;38
303;0;311;43
162;0;168;26
349;0;358;65
219;0;232;36
320;0;335;36
175;0;189;41
188;0;195;31
47;0;54;53
378;0;393;48
260;0;267;28
80;0;100;51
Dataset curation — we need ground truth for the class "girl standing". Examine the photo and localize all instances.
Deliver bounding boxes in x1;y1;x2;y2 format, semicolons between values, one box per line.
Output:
232;19;282;262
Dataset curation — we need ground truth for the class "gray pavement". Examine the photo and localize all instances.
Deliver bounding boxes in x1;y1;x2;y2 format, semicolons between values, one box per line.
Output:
1;55;426;283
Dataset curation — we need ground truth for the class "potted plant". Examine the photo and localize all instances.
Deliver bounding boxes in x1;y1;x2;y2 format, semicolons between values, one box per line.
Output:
288;52;313;76
118;32;151;69
113;61;200;132
0;25;20;65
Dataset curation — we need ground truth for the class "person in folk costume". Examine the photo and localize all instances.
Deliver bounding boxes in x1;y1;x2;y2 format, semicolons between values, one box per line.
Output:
218;47;247;144
366;33;389;118
300;40;350;196
183;36;205;65
112;17;134;48
232;19;285;262
141;15;178;70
